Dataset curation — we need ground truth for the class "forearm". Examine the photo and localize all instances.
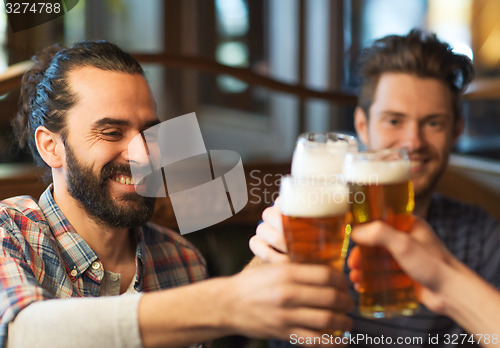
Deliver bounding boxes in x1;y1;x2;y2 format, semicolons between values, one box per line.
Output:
242;256;264;271
7;295;142;348
7;279;234;348
139;277;234;348
441;262;500;346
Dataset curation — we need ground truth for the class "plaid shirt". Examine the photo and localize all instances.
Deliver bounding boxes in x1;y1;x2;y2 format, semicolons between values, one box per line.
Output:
0;186;208;346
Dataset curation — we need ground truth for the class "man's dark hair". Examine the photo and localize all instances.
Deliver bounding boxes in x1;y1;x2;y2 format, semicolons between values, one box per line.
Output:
357;29;474;121
12;40;144;167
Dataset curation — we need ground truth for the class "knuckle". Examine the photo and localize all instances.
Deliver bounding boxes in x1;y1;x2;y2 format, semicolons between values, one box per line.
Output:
255;221;266;234
272;286;294;307
318;311;337;329
261;206;273;222
395;236;413;257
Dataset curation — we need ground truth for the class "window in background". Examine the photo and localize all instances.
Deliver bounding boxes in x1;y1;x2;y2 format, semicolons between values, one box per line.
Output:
344;0;500;160
215;0;250;94
0;9;7;72
82;0;164;53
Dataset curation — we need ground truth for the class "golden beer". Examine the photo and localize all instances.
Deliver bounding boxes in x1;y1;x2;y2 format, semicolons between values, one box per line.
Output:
344;149;419;318
280;177;351;272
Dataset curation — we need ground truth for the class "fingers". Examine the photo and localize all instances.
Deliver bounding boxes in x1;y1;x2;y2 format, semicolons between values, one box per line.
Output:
349;220;448;291
262;202;283;231
349;270;362;292
231;263;355;344
249;235;290;264
285;264;349;291
260;203;287;245
350;220;400;247
280;284;354;313
346;245;361;270
255;222;287;254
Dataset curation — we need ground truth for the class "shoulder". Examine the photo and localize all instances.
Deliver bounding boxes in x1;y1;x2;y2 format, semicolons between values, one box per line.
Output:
429;194;499;229
0;195;47;228
429;194;500;272
0;195;52;266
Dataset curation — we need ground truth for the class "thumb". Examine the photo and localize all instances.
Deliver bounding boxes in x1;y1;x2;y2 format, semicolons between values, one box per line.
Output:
351;221;408;250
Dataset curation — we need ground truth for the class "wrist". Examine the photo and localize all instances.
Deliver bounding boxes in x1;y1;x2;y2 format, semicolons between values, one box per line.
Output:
439;260;484;320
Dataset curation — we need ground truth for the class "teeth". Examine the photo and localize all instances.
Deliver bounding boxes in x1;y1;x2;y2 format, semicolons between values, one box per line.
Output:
111;176;135;185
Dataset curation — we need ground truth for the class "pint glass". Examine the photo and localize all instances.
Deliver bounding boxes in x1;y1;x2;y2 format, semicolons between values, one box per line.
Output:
280;176;351;271
291;132;358;180
343;148;419;318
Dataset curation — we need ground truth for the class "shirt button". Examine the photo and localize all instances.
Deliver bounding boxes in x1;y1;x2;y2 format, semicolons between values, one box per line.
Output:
110;274;119;282
91;261;101;270
70;269;78;277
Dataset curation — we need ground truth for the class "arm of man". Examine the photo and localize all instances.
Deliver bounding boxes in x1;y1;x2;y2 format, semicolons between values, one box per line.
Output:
348;219;500;346
5;264;354;348
139;264;354;347
7;295;142;348
1;217;353;348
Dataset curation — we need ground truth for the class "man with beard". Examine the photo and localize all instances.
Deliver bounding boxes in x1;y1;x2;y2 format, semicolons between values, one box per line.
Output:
0;41;354;347
250;30;500;347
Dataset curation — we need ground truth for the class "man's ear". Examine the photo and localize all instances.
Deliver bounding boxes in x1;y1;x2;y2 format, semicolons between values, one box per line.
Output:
354;106;369;146
35;126;64;168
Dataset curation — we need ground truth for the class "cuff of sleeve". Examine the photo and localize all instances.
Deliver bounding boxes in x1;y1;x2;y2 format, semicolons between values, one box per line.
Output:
113;294;143;348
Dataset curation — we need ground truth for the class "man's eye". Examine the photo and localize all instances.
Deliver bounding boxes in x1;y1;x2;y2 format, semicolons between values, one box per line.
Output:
387;119;400;126
101;131;123;140
426;120;444;130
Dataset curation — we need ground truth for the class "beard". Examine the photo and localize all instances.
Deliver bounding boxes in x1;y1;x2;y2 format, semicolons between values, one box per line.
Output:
65;145;156;229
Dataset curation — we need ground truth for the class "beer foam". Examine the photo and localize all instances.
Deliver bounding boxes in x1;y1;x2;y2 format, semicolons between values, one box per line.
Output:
343;159;410;185
280;181;350;217
291;141;351;179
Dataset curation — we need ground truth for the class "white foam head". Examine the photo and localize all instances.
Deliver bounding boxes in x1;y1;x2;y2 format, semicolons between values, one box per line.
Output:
343;159;410;185
280;177;350;217
291;140;354;179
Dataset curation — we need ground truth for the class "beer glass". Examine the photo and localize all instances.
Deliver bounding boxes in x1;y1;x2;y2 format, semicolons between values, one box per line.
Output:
343;148;419;318
280;175;351;272
291;132;358;180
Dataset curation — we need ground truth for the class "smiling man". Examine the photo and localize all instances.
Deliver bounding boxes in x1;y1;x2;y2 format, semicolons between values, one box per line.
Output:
0;41;354;348
251;30;500;347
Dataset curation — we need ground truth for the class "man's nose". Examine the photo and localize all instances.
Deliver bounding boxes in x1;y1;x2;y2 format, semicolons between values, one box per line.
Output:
401;122;425;151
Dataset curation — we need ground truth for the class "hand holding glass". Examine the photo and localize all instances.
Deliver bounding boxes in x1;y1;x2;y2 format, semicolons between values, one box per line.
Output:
343;148;419;318
280;176;351;273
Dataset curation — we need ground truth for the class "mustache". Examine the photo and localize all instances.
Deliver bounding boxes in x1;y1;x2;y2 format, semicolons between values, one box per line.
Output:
101;162;151;179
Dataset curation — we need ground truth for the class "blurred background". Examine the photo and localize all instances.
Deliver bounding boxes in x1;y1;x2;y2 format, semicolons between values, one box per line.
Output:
0;1;499;346
2;0;500;164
